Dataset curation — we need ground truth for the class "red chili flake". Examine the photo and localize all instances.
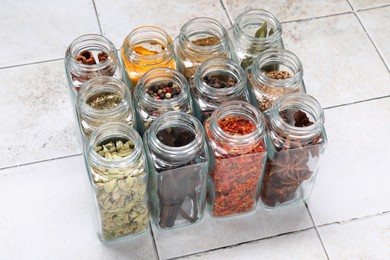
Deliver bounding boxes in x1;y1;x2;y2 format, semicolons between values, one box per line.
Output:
206;116;266;217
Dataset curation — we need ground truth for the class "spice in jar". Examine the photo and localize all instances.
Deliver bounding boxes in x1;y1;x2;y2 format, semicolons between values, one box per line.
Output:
74;50;109;65
260;110;322;207
248;69;297;112
91;138;149;240
153;127;203;228
87;92;122;110
203;73;237;89
206;115;266;217
145;81;182;100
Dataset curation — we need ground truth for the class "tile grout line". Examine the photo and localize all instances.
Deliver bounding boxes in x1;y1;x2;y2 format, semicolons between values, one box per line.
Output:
149;224;161;260
353;3;390;12
92;0;103;35
317;209;390;229
0;58;64;70
219;0;233;27
166;227;315;260
0;153;83;172
304;202;331;260
352;12;390;72
280;11;353;25
323;95;390;110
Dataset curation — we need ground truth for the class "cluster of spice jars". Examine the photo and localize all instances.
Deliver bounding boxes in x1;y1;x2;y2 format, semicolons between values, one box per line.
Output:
63;8;328;242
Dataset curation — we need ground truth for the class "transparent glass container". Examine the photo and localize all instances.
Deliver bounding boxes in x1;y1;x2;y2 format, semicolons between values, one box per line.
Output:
134;68;194;135
229;9;284;70
64;34;124;98
76;76;136;141
175;17;235;79
144;111;209;228
204;101;268;217
84;122;149;241
247;48;305;112
121;26;176;88
190;57;251;123
259;93;327;208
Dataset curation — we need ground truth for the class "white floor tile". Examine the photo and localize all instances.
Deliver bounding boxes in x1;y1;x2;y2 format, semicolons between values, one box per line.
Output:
359;6;390;69
307;97;390;225
0;156;158;260
318;213;390;259
0;61;82;169
94;0;232;48
183;229;327;260
0;0;100;67
283;14;390;108
152;205;313;259
222;0;351;23
349;0;390;10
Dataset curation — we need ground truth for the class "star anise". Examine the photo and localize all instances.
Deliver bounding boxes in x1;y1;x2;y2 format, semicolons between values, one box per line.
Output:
269;149;311;181
75;50;96;65
294;110;314;127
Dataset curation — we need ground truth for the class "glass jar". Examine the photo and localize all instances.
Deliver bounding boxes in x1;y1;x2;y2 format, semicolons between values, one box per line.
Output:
64;34;124;97
121;26;176;88
175;17;235;79
76;76;136;141
144;111;209;228
259;93;327;208
134;68;193;135
205;101;268;217
190;57;250;123
247;48;304;112
84;122;149;241
229;9;284;70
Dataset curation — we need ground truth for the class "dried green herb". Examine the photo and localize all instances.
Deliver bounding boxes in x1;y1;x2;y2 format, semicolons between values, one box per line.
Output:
241;22;274;70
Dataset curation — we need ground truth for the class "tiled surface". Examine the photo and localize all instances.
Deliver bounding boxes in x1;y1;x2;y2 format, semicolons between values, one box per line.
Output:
183;229;328;260
0;156;158;260
282;13;390;108
1;0;390;259
94;0;231;48
152;205;312;259
0;60;82;169
349;0;390;10
223;0;351;23
0;0;100;68
306;97;390;226
358;6;390;68
319;213;390;259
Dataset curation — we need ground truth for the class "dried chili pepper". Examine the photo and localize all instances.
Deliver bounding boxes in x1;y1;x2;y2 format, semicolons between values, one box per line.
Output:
206;115;266;217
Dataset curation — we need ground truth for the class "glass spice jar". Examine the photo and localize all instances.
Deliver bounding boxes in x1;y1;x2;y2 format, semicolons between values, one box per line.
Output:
229;9;284;70
64;34;124;97
134;67;194;135
84;122;149;241
247;48;304;112
121;26;176;88
205;101;268;217
144;111;209;228
175;17;235;79
76;76;136;140
259;93;327;208
190;57;251;123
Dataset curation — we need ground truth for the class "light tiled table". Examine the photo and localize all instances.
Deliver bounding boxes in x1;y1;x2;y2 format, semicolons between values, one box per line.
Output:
1;0;389;259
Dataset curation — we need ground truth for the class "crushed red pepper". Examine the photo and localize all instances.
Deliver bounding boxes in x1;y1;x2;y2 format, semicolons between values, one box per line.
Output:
206;116;266;217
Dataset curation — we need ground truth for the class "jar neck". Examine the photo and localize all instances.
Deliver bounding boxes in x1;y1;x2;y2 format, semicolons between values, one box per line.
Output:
77;76;131;120
135;68;191;109
178;17;230;57
207;101;266;150
232;9;282;50
193;57;247;101
269;93;324;143
65;34;119;76
86;122;143;169
122;26;174;66
250;48;303;91
147;111;205;163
